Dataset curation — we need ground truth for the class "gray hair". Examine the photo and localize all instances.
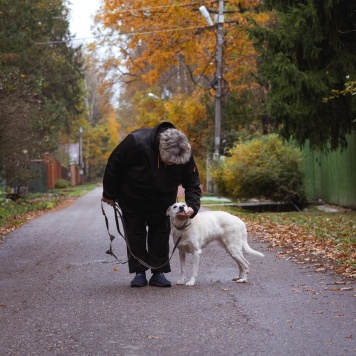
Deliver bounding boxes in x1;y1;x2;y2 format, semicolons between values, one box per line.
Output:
159;128;191;165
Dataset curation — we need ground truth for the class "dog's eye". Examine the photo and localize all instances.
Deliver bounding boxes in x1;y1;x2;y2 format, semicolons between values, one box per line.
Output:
173;205;177;209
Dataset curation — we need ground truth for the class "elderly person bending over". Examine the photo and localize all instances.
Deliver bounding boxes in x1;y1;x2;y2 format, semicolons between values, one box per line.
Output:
102;122;201;287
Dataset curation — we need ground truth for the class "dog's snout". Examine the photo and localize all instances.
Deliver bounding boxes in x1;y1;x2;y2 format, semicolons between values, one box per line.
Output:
179;205;185;212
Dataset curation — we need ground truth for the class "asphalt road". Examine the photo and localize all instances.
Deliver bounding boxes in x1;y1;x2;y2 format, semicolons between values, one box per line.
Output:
0;187;355;356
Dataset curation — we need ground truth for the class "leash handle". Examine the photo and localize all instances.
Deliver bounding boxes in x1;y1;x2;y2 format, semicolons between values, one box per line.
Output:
101;200;128;264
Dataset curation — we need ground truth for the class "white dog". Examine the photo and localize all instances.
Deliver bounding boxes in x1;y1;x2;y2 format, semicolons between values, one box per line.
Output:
166;202;264;286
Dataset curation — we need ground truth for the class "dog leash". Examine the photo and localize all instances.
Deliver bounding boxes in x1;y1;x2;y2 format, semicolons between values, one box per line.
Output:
101;200;128;264
101;201;184;269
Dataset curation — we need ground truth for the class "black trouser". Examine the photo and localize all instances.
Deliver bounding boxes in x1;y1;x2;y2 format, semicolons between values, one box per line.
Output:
121;203;171;274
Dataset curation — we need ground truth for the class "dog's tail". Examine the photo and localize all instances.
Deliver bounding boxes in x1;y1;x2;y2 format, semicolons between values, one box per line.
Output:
244;243;265;257
243;230;265;257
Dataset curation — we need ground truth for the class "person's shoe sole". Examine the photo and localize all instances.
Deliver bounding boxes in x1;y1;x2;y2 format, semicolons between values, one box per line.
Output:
148;280;171;288
131;281;148;287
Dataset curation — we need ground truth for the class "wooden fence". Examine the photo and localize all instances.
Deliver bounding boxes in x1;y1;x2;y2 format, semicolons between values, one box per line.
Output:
302;131;356;209
29;154;82;193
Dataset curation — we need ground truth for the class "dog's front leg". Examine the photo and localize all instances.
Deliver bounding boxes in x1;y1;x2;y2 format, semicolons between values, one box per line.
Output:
176;250;186;285
186;249;201;286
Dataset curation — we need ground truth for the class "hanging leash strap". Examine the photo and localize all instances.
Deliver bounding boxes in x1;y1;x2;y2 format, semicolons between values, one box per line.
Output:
101;200;184;269
101;200;128;264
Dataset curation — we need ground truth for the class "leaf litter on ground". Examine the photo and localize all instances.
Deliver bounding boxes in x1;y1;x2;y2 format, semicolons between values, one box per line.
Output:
212;205;356;280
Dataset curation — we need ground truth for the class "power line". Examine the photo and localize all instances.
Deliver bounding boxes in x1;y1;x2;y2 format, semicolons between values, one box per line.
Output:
26;2;216;23
35;25;208;45
34;1;217;44
105;1;215;13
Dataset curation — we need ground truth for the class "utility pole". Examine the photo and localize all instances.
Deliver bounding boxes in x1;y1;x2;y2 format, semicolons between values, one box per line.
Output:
200;1;226;192
214;0;224;158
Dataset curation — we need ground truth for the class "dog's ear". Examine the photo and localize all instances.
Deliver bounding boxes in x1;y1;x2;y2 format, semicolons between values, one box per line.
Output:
166;206;171;216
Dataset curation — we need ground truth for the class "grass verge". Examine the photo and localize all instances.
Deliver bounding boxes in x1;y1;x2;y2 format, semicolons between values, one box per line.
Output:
0;183;99;239
206;204;355;279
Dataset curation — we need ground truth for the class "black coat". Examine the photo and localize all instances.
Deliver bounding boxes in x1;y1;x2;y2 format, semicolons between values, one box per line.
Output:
103;122;201;217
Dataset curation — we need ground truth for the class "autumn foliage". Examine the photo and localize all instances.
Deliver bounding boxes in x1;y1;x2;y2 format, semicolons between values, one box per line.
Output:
96;1;268;88
92;0;271;152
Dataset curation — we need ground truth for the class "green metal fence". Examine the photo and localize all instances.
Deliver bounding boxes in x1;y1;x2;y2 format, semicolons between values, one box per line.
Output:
29;161;48;193
302;131;356;209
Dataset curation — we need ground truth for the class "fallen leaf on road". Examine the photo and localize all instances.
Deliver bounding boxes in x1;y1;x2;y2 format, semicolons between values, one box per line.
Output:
148;335;163;339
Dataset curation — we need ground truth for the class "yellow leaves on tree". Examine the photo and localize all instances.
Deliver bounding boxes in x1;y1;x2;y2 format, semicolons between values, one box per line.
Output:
90;0;272;158
129;89;208;155
87;110;121;177
95;0;271;93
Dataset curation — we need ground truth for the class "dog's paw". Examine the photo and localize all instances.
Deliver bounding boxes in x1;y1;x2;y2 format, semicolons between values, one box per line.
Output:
186;278;195;286
176;279;185;285
233;277;247;283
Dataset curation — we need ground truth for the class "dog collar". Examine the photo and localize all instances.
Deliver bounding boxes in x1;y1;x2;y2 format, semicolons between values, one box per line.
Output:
172;220;191;231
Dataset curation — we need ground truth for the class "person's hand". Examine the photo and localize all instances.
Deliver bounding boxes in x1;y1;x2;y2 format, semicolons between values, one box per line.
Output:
101;197;114;206
176;207;194;220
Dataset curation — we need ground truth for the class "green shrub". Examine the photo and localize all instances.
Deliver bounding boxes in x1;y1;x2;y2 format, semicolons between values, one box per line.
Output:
0;188;7;204
211;134;306;207
54;179;70;189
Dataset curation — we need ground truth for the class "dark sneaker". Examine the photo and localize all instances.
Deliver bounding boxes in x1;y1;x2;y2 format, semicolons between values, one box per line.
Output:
149;273;171;287
131;272;148;287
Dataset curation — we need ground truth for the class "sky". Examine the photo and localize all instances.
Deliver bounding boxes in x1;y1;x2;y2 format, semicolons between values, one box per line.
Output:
67;0;122;103
68;0;101;42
